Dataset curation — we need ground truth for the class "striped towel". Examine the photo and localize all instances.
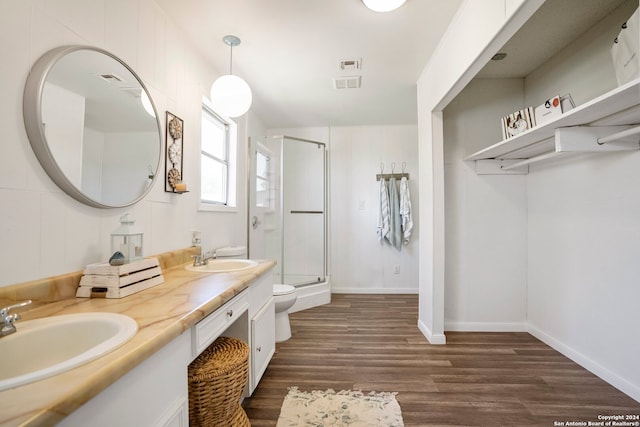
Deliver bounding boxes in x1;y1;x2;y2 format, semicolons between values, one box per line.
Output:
399;177;413;245
377;178;390;242
388;177;402;250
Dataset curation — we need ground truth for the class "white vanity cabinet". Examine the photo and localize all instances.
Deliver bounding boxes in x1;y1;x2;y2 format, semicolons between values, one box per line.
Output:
59;267;275;426
247;270;275;393
60;331;192;427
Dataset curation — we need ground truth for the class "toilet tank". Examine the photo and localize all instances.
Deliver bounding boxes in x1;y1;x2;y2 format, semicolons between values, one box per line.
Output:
216;246;247;259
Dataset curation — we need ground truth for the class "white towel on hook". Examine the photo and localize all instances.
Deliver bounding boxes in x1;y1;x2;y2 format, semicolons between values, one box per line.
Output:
388;177;402;250
400;176;413;245
377;178;390;242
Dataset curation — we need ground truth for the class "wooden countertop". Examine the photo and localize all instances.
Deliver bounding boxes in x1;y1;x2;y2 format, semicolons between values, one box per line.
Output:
0;259;276;426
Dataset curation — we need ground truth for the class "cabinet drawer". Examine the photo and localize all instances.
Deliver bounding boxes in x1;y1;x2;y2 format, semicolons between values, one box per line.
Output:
250;297;275;393
192;291;249;357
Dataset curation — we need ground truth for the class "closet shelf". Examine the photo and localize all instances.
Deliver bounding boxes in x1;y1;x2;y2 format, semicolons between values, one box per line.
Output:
464;78;640;162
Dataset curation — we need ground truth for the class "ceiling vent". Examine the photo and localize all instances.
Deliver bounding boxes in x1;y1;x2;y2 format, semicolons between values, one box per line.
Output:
338;58;361;71
97;73;124;83
333;75;361;89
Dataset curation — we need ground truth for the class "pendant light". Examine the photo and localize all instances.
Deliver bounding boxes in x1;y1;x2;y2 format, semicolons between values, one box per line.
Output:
210;35;252;118
362;0;406;12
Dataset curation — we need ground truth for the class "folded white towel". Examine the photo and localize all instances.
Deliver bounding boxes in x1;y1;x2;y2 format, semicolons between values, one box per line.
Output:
377;178;390;242
399;177;413;245
388;177;402;250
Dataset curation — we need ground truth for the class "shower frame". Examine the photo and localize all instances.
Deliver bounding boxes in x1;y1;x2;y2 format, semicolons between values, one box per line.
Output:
279;135;328;287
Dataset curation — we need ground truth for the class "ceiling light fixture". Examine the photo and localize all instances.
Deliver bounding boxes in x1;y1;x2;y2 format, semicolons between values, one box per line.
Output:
362;0;406;12
209;35;252;118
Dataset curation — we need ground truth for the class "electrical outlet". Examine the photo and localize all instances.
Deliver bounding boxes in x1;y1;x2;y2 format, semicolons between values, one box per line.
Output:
359;200;366;210
393;265;400;274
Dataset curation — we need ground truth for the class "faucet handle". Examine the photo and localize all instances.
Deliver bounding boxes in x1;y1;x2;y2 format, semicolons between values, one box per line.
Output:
0;300;32;316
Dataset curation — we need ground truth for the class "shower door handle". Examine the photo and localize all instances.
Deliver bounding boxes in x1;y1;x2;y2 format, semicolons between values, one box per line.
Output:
251;215;260;229
290;210;324;214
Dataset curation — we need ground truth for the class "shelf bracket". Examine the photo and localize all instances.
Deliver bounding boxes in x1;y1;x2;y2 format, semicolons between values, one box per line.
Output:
555;125;640;152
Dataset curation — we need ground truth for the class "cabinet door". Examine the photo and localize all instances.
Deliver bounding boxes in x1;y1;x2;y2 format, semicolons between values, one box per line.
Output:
250;297;275;393
59;332;190;427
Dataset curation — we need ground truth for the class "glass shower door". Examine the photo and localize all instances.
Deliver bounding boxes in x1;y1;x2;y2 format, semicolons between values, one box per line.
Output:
282;137;326;286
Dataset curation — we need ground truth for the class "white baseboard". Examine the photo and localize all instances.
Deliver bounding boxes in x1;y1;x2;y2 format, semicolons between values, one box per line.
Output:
527;322;640;403
417;319;446;345
331;287;419;294
289;281;331;313
445;321;527;332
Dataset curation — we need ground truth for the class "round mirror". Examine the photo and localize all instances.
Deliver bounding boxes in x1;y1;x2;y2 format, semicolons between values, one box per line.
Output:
23;46;162;208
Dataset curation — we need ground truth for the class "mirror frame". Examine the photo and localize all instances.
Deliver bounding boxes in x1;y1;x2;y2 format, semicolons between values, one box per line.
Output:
23;45;162;209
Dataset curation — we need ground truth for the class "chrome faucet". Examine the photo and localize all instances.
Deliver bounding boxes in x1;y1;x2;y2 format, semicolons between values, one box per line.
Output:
1;300;32;337
192;250;218;267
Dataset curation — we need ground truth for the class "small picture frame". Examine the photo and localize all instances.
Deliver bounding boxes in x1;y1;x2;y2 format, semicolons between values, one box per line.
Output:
165;111;184;192
501;107;536;140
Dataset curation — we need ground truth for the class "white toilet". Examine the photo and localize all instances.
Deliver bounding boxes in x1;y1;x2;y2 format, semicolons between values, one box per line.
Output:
273;284;297;342
214;245;247;259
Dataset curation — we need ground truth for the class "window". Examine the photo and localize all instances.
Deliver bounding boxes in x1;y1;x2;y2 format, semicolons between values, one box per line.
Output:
255;148;270;208
200;98;237;210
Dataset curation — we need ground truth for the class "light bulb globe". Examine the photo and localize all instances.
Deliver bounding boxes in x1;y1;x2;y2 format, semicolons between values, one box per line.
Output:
362;0;406;12
209;74;253;118
140;90;155;117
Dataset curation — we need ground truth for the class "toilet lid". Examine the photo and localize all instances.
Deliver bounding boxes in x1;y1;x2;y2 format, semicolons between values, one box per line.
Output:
273;284;295;296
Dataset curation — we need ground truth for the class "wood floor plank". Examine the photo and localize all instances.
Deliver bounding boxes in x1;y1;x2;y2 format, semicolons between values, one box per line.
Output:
243;294;640;426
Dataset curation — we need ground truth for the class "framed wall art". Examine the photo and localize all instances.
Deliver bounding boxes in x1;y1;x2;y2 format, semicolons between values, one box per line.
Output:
165;111;186;192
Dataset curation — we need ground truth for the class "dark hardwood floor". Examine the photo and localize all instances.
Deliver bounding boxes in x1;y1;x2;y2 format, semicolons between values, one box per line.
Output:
243;294;640;426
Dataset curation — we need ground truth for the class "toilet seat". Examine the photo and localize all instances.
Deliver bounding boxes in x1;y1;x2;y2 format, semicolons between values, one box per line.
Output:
273;284;295;296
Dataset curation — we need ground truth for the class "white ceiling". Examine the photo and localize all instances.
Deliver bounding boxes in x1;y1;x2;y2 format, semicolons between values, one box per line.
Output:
477;0;630;78
155;0;632;129
154;0;463;128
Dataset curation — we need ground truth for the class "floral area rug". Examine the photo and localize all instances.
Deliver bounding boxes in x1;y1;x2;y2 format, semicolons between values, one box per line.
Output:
276;387;404;427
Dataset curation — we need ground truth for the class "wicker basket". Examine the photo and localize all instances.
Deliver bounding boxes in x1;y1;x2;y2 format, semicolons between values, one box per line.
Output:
188;336;250;427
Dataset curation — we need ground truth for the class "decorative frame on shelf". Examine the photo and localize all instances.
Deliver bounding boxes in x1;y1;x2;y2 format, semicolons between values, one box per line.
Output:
165;111;185;193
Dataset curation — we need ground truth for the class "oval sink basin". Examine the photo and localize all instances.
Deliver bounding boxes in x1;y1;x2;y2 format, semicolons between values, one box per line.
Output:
0;312;138;391
185;259;258;273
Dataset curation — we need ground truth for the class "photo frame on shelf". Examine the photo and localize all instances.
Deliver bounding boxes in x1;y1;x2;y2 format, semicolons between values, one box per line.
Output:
500;107;536;140
165;111;185;193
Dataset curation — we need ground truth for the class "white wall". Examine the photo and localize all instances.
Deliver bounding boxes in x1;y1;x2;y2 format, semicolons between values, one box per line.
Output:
330;126;419;293
523;0;640;402
42;81;85;188
443;78;528;331
0;0;252;287
268;126;420;294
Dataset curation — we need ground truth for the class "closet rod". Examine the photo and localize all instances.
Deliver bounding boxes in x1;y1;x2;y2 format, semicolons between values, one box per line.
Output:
376;173;409;181
597;125;640;145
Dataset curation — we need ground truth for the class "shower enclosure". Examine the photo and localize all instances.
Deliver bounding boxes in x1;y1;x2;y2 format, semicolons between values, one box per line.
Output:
248;135;327;288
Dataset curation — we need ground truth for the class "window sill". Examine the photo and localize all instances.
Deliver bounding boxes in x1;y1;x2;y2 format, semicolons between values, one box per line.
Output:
198;203;238;213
